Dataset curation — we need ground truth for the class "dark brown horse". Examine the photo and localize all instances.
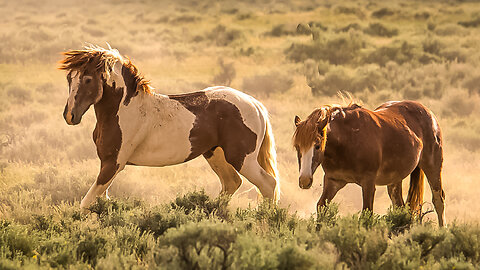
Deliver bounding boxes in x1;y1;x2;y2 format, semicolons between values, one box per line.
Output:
293;101;446;226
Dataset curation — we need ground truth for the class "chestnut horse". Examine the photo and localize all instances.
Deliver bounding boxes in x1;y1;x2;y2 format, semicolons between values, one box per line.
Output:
59;45;280;210
293;101;446;226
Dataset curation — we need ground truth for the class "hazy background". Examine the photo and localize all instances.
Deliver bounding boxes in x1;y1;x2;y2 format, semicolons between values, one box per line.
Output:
1;0;480;223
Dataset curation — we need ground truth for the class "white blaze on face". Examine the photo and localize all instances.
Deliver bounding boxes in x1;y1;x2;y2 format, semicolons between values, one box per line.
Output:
66;70;80;112
299;146;314;178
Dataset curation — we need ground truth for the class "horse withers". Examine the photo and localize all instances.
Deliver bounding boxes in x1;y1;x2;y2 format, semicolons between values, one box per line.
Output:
293;101;446;226
59;45;280;210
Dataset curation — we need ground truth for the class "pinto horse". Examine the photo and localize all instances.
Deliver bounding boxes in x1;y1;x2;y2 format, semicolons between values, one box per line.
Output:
293;101;446;226
59;45;280;209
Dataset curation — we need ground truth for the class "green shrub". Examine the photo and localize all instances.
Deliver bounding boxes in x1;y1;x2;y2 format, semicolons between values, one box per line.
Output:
95;251;141;270
434;24;469;36
415;11;430;20
362;41;427;66
157;221;237;269
266;24;297;37
371;8;395;18
433;223;480;265
337;23;361;32
308;64;386;96
458;17;480;28
0;223;37;258
231;233;280;269
6;85;32;105
136;206;196;237
316;202;339;229
363;23;398;37
276;245;317;270
88;197;143;227
442;92;475;117
242;71;294;96
171;190;230;220
384;205;416;235
212;58;236;86
463;74;480;94
320;216;388;269
76;233;108;266
422;36;443;55
208;25;243;46
335;5;364;18
114;226;153;259
286;30;366;64
376;239;422;269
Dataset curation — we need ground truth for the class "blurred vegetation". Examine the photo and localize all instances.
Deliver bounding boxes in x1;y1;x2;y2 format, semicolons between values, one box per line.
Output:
0;191;479;269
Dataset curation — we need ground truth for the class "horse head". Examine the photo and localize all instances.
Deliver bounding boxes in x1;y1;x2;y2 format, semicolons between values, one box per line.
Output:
293;107;330;189
59;45;124;125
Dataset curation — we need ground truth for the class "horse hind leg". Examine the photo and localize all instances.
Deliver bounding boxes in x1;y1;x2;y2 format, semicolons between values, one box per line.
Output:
422;164;446;227
237;154;278;202
204;147;242;195
418;140;446;226
387;182;405;207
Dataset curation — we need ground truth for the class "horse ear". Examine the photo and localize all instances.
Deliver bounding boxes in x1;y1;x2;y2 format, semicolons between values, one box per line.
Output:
294;115;301;126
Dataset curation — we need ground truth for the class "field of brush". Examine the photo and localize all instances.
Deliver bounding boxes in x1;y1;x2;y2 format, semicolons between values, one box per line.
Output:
1;0;480;268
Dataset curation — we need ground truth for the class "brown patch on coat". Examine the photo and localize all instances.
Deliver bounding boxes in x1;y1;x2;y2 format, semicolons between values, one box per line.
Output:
169;91;257;171
92;80;124;185
121;57;151;106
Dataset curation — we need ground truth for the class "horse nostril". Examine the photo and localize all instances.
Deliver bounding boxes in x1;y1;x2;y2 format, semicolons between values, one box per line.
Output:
71;113;75;122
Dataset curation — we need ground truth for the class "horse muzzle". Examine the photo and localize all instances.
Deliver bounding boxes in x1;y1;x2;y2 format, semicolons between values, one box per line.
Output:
63;105;81;125
299;176;313;189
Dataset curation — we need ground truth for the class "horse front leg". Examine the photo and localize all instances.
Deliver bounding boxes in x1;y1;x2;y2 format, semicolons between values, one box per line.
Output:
80;159;123;211
361;181;376;211
317;176;346;211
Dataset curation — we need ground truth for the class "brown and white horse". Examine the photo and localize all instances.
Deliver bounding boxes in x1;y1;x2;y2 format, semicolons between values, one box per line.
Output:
293;101;446;226
59;45;280;210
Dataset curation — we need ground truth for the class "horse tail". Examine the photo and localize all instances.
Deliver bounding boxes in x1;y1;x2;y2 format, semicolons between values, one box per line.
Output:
257;113;280;203
407;166;424;215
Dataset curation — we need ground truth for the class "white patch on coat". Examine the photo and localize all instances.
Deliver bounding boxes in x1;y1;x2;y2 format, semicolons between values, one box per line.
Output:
300;146;314;178
66;70;80;112
115;82;197;166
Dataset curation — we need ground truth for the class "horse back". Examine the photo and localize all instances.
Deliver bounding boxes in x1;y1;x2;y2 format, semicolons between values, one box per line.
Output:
375;100;442;148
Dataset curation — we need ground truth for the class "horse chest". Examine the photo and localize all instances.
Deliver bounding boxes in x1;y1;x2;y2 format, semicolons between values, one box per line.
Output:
93;119;122;161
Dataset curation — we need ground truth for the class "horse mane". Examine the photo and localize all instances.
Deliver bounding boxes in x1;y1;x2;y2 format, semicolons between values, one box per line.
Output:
122;56;152;94
59;44;151;94
293;102;361;150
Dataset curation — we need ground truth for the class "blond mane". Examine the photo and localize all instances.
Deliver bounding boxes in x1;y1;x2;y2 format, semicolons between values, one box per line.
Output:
293;103;361;150
59;44;151;94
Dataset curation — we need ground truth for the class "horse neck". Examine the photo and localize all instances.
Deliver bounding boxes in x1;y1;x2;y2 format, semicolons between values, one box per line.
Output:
93;81;124;120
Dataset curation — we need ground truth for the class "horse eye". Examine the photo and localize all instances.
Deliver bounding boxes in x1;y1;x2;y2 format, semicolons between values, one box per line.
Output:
85;78;92;84
314;145;320;150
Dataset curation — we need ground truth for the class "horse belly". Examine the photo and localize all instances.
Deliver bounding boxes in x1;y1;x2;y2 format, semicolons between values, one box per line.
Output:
127;133;193;166
375;145;422;185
